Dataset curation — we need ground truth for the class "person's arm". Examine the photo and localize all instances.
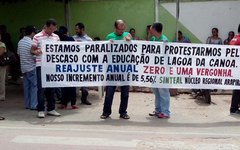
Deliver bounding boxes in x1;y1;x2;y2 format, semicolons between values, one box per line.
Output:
124;33;132;41
31;37;42;56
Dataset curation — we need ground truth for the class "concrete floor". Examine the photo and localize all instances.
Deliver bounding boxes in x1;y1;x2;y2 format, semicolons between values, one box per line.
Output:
0;84;240;150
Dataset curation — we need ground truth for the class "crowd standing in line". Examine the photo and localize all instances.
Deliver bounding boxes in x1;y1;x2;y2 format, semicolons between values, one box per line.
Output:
1;17;240;120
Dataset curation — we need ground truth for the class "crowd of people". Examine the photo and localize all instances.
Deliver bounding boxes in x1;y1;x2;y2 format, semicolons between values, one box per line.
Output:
0;18;239;120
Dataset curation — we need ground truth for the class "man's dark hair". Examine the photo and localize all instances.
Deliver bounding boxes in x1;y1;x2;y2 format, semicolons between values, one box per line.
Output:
147;25;151;30
238;24;240;33
25;25;36;35
178;30;183;35
129;28;135;33
59;26;68;34
152;22;163;33
75;22;85;29
45;18;57;27
94;37;100;41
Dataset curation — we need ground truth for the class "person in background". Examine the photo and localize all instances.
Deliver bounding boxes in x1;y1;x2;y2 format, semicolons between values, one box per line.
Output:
72;22;92;105
19;27;26;40
204;27;222;104
173;30;191;43
148;22;170;119
230;24;240;114
93;37;100;41
146;25;152;41
0;25;21;83
0;39;7;102
31;18;61;118
129;28;139;40
57;26;78;109
206;27;222;45
100;19;132;119
17;26;38;110
224;31;235;45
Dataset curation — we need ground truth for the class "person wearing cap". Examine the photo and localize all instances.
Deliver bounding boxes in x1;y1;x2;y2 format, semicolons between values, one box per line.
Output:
17;25;38;110
0;40;7;102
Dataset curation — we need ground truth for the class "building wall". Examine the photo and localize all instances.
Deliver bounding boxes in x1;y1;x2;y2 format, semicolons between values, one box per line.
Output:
68;0;154;40
0;0;65;44
1;0;236;47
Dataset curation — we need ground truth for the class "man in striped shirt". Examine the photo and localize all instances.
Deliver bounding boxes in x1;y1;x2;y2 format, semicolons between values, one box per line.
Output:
17;25;37;110
31;19;61;118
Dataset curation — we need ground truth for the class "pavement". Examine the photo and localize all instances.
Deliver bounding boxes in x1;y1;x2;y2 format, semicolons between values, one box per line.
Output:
0;83;240;150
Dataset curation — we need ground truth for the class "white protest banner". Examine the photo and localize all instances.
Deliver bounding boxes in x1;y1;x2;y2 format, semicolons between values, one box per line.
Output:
41;40;240;89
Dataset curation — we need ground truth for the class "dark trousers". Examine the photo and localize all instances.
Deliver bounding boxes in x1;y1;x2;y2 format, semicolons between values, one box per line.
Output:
103;86;129;115
230;90;240;113
81;87;88;102
36;67;56;112
61;87;77;106
10;53;21;80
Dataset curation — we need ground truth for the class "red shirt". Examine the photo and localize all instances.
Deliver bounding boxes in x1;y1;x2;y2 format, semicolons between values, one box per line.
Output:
229;34;240;45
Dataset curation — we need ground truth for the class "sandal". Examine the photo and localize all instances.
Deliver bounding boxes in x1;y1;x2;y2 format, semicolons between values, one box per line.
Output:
0;116;5;120
120;114;130;119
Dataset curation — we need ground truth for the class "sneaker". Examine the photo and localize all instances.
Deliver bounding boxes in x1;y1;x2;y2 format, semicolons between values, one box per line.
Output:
47;110;61;117
230;110;240;115
38;111;45;118
119;114;130;119
158;113;169;119
149;111;160;117
71;105;79;109
100;113;109;119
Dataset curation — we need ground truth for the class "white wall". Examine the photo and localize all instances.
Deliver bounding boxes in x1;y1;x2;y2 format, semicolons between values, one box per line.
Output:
162;0;240;43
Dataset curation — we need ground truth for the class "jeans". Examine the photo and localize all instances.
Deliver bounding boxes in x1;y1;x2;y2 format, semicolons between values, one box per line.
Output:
152;88;170;116
36;67;56;112
230;90;240;113
23;69;37;109
103;86;129;115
